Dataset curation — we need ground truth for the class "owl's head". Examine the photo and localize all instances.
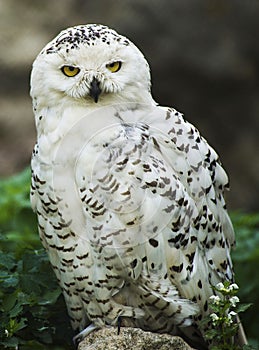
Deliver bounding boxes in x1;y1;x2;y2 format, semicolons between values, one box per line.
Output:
31;24;154;109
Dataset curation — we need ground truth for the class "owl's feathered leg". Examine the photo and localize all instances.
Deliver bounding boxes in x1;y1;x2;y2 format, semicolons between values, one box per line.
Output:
73;323;98;346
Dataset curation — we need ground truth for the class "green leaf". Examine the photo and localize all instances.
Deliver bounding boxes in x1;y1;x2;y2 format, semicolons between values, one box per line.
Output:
242;345;258;350
9;302;24;318
204;328;220;340
2;275;19;288
236;303;253;313
19;340;51;349
2;294;19;313
13;318;27;332
209;303;222;312
1;336;19;347
0;252;16;270
38;289;61;305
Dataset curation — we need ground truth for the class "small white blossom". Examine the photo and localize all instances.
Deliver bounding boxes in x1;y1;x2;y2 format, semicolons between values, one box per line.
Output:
229;296;240;307
229;311;237;317
210;313;219;325
216;282;224;290
226;314;234;325
209;295;221;304
5;329;9;337
229;283;239;291
210;313;219;321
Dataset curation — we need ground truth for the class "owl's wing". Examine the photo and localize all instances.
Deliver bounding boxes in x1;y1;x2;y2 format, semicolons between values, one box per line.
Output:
145;106;235;303
74;105;235;318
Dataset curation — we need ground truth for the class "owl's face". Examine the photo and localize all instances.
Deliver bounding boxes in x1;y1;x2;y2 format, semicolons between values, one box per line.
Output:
31;24;153;108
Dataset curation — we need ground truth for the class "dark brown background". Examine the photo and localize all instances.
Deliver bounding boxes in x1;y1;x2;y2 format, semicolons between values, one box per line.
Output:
0;0;258;210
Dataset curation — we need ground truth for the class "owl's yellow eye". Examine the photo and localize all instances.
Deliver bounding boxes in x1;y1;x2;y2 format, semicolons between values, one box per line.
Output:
61;66;80;77
106;61;122;73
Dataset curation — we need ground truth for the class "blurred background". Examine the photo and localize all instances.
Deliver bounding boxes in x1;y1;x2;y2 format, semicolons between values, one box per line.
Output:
0;1;258;348
0;0;258;211
0;0;259;211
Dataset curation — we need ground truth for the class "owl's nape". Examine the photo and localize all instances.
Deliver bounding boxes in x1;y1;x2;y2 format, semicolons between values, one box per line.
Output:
30;24;247;349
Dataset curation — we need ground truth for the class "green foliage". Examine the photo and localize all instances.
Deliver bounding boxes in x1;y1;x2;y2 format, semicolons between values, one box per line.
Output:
0;169;72;349
231;212;259;348
0;168;258;349
202;281;254;350
0;168;37;251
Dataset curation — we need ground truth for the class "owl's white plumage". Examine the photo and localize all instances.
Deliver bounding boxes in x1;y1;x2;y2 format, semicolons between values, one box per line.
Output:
30;24;245;348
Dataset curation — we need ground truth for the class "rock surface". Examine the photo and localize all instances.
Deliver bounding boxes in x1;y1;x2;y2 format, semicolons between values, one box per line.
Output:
77;327;194;350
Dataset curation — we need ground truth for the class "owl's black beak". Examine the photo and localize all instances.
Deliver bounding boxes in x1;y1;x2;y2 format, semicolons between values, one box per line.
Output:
89;77;101;103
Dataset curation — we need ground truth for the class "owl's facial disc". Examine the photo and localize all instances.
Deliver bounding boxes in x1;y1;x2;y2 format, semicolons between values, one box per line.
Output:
31;24;153;107
89;77;102;103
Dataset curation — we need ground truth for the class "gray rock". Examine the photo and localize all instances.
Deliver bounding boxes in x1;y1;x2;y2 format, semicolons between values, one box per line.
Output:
77;327;194;350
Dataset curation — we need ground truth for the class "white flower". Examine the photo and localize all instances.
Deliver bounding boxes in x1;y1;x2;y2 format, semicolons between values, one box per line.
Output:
216;282;224;290
210;313;219;321
229;296;240;307
229;283;239;291
226;314;234;325
210;313;219;325
229;311;237;317
209;295;221;304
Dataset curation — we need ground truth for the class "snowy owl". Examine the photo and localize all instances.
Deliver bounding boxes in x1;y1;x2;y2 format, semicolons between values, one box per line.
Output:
30;24;247;349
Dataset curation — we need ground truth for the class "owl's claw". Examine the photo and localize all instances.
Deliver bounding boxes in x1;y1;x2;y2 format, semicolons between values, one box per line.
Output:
117;316;122;335
73;323;98;346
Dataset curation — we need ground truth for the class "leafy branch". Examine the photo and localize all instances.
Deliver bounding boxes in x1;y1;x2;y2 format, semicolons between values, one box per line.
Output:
202;281;254;350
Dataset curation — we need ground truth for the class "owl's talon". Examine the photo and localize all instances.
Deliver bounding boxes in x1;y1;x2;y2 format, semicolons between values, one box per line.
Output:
117;316;122;335
73;323;98;345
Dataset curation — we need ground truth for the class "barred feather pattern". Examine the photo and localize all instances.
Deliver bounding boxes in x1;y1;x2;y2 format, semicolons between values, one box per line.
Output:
31;105;234;347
